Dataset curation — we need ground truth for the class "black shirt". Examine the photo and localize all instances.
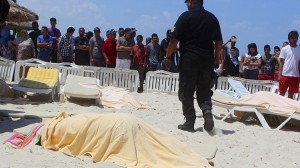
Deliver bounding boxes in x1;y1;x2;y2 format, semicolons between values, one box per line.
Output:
160;38;169;57
29;30;41;55
223;54;239;77
171;6;222;57
74;36;89;65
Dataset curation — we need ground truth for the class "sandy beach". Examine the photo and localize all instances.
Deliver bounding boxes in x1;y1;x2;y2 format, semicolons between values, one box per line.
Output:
1;92;300;168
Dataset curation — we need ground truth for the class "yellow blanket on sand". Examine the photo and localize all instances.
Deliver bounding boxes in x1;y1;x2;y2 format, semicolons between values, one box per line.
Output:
41;112;212;168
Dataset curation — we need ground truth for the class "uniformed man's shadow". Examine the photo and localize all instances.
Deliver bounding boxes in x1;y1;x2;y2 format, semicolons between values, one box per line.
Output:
194;127;235;136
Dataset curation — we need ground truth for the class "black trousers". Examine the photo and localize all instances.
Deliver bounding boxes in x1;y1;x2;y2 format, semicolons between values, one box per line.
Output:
50;50;58;63
243;69;259;80
178;55;214;122
131;65;146;88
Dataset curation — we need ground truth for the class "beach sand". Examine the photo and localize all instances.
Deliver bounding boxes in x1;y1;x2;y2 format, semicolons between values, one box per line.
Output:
1;93;300;168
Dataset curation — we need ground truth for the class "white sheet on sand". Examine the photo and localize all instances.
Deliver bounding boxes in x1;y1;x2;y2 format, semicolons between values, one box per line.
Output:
80;84;151;110
228;91;300;116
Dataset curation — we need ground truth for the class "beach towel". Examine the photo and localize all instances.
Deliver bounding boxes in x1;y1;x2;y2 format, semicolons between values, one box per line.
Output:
80;84;151;109
4;123;44;148
230;91;300;115
41;112;212;168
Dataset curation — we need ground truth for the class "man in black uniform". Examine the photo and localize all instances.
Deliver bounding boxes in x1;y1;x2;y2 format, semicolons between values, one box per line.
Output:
166;0;223;132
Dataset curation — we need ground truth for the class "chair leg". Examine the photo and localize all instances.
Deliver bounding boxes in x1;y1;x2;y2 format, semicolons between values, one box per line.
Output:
276;115;293;130
59;94;65;103
253;110;271;129
221;109;234;121
95;98;100;105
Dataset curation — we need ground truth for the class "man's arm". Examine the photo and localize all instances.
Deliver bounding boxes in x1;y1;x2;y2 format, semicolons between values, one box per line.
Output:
166;38;178;59
89;42;94;64
57;39;63;62
278;58;284;81
214;40;223;68
101;42;110;64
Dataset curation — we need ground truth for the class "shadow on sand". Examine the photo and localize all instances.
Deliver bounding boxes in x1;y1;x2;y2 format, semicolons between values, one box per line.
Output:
0;109;43;134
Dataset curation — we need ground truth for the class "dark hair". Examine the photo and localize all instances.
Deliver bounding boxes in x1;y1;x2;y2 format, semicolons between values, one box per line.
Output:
79;27;85;32
41;26;48;31
119;27;124;31
264;44;271;51
151;33;158;38
230;46;237;50
166;29;171;35
146;37;151;43
87;31;93;39
67;27;75;33
32;21;38;26
137;35;143;40
274;46;280;51
247;43;258;55
188;0;203;5
50;17;56;22
288;31;299;39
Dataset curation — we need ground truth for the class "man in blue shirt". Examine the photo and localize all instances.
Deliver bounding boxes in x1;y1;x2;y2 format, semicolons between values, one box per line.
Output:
37;26;53;62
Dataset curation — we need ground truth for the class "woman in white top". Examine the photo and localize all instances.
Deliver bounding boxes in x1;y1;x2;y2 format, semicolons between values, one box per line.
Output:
241;43;262;79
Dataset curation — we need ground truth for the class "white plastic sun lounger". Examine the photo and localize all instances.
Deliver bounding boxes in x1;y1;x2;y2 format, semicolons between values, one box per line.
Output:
0;56;15;83
59;75;101;105
213;90;300;130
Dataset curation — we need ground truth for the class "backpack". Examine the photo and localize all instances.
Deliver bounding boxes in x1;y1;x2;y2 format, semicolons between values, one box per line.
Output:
0;0;10;23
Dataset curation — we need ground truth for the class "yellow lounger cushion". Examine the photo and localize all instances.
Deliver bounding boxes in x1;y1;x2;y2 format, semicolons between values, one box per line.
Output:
19;68;59;89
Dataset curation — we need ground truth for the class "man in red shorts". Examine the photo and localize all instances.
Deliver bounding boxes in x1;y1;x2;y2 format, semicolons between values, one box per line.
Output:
278;30;300;99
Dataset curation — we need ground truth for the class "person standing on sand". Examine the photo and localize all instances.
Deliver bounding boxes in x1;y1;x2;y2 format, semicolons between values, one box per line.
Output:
130;35;147;93
116;28;134;69
102;29;117;68
74;27;90;65
222;46;239;77
28;21;41;57
37;26;53;62
258;44;277;80
241;43;261;80
161;29;179;72
48;17;61;63
222;35;239;59
273;46;281;81
11;30;35;61
166;0;223;132
146;33;162;71
89;27;105;67
146;37;151;46
58;27;75;63
278;30;300;99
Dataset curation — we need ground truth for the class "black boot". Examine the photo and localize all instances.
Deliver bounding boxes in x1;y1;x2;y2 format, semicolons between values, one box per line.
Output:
137;86;143;93
203;111;214;132
178;120;195;132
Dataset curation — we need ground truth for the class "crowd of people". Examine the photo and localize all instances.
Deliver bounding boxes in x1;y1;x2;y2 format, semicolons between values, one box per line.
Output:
0;17;180;93
221;31;300;99
221;35;283;81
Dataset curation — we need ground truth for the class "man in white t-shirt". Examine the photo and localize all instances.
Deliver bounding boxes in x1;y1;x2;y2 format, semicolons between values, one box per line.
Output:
278;30;300;99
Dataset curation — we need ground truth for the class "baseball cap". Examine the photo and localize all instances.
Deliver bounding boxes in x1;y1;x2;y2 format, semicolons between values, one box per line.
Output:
94;27;100;31
124;28;132;33
110;29;117;34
